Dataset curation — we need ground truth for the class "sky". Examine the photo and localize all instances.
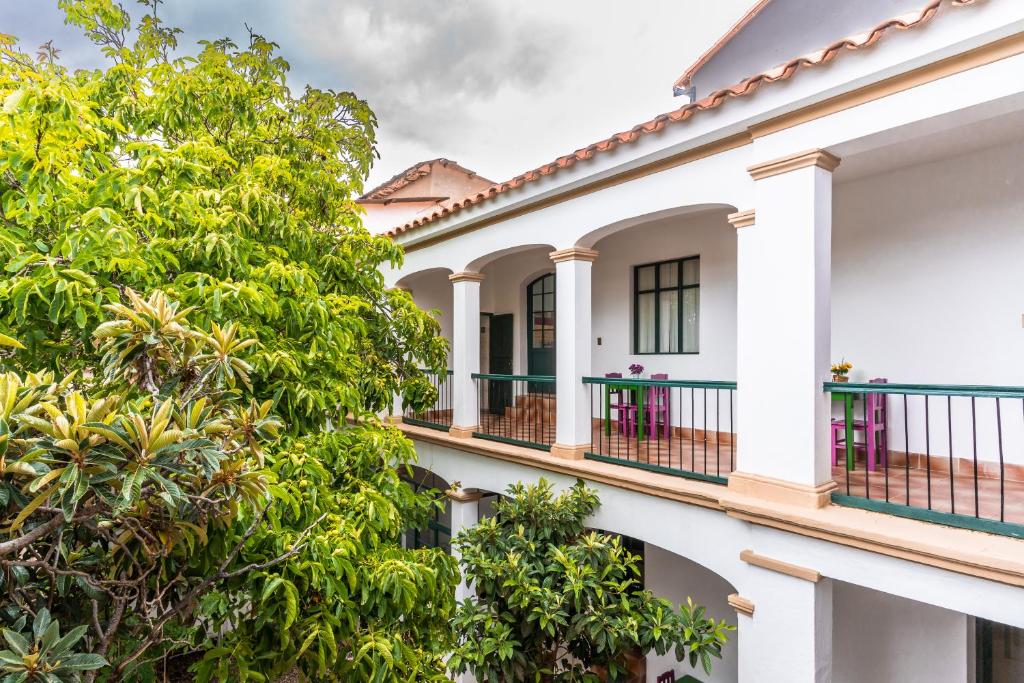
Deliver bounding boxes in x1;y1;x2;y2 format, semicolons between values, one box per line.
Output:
1;0;754;192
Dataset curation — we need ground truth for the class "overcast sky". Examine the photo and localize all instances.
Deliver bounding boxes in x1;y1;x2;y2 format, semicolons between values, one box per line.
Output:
2;0;753;191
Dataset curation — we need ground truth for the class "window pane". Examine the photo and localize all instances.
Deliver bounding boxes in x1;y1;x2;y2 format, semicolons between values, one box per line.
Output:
637;265;656;290
659;290;679;353
543;274;553;293
682;259;700;286
659;262;678;288
543;292;554;312
532;312;546;348
683;288;699;352
637;292;655;353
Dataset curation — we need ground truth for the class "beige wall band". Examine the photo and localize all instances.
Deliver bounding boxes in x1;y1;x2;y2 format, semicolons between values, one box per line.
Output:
727;209;756;229
747;149;841;180
448;272;485;284
550;247;599;263
740;549;821;583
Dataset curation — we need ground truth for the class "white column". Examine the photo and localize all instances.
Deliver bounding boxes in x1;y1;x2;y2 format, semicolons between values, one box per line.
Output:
447;490;482;603
737;552;833;683
449;272;483;438
549;247;597;460
733;149;839;505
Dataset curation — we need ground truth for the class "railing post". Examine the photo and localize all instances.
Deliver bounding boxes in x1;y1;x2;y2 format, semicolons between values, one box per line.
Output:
732;150;839;507
449;272;484;438
550;247;598;460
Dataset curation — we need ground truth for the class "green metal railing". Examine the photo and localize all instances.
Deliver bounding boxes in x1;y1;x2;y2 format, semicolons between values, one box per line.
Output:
472;373;556;450
825;381;1024;539
403;369;454;431
583;376;737;484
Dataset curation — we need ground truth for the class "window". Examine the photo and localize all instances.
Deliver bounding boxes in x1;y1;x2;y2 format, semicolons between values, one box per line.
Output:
633;256;699;354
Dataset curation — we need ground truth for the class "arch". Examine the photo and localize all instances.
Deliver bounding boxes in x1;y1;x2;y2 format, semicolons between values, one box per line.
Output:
575;203;737;249
393;265;454;291
465;242;556;273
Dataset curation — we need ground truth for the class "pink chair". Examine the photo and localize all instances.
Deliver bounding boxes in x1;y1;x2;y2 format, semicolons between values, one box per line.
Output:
646;373;671;440
831;378;888;471
606;372;637;436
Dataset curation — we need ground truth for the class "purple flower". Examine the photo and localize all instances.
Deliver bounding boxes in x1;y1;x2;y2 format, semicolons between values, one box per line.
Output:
628;363;644;376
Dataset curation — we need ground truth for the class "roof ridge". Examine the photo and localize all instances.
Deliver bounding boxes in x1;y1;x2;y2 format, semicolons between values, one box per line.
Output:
673;0;774;94
388;0;979;238
360;158;492;201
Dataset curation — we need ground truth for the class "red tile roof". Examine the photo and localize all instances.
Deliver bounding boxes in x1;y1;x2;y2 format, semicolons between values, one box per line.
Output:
673;0;774;95
388;0;979;238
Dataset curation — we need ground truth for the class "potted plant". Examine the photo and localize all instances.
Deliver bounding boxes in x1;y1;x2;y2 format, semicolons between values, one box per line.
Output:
831;359;853;382
628;363;644;379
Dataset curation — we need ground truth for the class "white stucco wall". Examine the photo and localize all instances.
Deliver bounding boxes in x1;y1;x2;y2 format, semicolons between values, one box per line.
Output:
479;248;555;374
591;209;738;383
832;138;1024;464
832;582;971;683
645;543;739;683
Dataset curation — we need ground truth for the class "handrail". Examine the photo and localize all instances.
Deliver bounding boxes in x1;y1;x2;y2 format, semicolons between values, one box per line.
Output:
583;376;736;390
824;381;1024;398
472;372;555;382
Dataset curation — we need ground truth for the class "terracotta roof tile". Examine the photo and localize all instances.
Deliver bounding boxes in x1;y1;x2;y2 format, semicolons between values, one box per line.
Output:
388;0;979;238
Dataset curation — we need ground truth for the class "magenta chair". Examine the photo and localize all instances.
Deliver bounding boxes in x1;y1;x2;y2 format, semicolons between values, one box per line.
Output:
646;373;671;439
606;372;637;436
831;378;888;471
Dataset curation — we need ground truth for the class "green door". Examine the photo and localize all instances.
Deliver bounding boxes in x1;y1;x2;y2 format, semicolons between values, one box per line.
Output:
527;273;555;392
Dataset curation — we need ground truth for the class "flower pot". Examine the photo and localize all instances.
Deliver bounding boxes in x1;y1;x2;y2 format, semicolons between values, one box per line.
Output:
832;375;849;383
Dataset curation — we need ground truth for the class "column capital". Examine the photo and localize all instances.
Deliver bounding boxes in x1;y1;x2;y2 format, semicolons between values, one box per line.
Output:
549;247;599;263
727;209;756;229
727;593;755;617
448;271;485;283
447;488;484;503
747;149;841;180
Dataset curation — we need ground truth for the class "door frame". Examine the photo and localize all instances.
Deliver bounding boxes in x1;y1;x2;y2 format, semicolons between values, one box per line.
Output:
526;272;556;391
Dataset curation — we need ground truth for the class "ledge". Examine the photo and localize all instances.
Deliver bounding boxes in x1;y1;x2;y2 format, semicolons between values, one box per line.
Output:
397;422;723;511
396;422;1024;588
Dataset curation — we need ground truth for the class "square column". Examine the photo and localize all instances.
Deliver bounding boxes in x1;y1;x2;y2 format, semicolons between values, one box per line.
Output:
549;248;598;460
447;489;482;603
733;149;839;505
449;272;483;438
736;554;833;683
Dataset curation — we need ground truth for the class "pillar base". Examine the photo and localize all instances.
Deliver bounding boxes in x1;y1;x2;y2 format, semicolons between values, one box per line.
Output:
448;425;479;439
549;443;590;460
727;471;836;508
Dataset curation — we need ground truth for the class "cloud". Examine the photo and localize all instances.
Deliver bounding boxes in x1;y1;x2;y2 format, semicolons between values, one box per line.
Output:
290;0;567;147
3;1;755;191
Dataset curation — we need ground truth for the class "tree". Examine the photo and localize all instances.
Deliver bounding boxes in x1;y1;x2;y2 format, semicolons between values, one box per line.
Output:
0;1;456;680
449;480;732;682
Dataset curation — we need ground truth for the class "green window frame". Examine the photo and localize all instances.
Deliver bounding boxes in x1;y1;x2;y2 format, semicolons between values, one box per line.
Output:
633;256;699;355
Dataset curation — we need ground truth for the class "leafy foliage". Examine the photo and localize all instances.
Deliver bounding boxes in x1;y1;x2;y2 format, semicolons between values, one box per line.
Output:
0;0;447;434
0;608;106;682
449;480;732;681
0;1;457;681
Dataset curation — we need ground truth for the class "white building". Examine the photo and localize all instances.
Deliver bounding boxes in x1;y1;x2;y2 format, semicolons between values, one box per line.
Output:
370;1;1024;680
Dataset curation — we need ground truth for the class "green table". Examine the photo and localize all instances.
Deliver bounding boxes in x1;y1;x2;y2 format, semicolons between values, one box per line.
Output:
831;391;863;471
603;381;646;441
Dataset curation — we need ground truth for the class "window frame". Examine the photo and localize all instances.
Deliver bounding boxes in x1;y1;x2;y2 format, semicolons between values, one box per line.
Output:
632;255;700;355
